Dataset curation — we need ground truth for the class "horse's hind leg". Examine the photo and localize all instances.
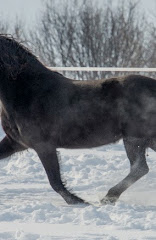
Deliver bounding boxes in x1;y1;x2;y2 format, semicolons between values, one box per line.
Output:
36;146;88;205
101;137;149;205
0;136;26;160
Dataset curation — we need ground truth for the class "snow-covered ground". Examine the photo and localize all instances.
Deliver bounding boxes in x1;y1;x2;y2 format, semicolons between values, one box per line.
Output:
0;125;155;240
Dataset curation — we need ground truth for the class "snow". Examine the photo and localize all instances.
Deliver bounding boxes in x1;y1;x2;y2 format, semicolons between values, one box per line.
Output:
0;125;155;239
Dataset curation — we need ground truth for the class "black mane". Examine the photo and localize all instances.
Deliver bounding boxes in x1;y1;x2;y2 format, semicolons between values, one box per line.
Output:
0;35;47;79
0;35;64;84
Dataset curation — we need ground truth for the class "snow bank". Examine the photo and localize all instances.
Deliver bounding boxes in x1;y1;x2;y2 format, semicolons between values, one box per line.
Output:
0;126;155;239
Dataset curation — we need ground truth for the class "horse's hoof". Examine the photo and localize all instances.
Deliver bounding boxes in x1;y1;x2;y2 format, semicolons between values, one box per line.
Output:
100;196;117;206
65;196;89;206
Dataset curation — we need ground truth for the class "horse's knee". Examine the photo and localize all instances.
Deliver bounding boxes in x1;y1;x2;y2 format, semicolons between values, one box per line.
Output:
49;178;66;193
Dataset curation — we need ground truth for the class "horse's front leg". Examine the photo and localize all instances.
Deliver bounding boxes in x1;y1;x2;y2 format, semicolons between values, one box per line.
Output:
0;136;26;160
101;137;149;205
36;146;88;205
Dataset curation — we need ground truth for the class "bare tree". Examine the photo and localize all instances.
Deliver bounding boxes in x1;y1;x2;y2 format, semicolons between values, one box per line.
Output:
0;17;10;34
141;7;156;78
29;0;153;79
147;24;156;67
12;18;27;41
0;15;27;44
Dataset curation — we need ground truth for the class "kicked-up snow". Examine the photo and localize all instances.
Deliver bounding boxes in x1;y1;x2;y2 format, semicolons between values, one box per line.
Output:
0;125;155;239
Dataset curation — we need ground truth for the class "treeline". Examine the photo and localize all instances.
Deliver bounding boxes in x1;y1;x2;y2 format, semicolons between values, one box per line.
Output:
0;0;156;79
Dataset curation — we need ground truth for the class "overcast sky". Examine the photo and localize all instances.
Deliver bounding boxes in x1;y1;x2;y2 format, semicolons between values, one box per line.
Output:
0;0;155;28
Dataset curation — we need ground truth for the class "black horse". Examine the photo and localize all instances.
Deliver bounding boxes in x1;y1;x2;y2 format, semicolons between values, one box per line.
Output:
0;35;155;205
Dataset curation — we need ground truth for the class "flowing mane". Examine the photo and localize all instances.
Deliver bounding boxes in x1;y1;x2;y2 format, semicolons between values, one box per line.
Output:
0;35;46;79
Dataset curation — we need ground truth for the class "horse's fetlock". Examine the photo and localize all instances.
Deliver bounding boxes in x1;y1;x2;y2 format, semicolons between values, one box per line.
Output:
106;188;121;199
137;165;149;177
50;182;65;193
142;165;149;175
